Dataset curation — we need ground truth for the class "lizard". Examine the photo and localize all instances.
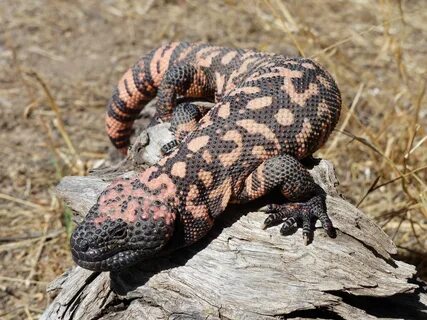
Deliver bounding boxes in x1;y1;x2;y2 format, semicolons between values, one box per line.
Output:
71;42;341;271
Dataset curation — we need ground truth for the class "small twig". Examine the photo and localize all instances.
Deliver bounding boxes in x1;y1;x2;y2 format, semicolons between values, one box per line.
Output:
379;205;410;220
403;81;427;190
25;70;77;155
326;83;364;156
38;117;63;178
371;165;427;191
356;175;380;208
401;124;419;203
0;193;46;211
25;221;49;287
396;245;427;257
407;135;427;157
136;0;155;15
392;215;405;241
24;306;34;320
380;212;398;228
310;10;418;58
407;211;423;248
338;129;405;179
0;229;62;243
397;0;407;24
263;0;305;56
0;275;48;285
27;46;65;62
0;230;63;252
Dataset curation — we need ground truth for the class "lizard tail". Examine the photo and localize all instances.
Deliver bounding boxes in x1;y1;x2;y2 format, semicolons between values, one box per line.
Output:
105;42;185;154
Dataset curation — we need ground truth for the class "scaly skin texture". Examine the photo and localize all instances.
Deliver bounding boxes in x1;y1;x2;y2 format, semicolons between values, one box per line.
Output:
71;42;341;271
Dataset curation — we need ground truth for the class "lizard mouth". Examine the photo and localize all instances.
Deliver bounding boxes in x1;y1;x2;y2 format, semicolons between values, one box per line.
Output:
71;243;162;271
72;248;144;271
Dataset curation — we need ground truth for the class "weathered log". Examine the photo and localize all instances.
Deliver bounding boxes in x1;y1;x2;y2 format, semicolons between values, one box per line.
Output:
43;120;427;320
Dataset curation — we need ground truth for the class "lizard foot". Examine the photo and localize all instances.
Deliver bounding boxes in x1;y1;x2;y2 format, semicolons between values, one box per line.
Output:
262;194;336;245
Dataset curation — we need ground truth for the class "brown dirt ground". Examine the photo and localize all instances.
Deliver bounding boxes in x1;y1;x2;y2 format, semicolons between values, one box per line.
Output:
0;0;426;318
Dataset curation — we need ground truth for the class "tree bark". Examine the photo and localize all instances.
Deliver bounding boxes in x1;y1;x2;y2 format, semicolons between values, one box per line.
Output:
42;117;427;320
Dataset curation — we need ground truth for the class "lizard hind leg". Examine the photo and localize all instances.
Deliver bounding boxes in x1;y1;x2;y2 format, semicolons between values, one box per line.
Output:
237;154;336;244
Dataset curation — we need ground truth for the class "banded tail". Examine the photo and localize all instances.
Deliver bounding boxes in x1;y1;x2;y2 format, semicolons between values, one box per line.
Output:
105;42;193;153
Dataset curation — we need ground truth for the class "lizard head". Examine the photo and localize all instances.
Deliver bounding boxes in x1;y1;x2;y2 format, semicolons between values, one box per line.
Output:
70;169;178;271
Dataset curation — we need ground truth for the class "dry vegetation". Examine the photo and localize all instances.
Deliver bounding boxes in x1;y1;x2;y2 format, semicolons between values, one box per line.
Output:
0;0;426;318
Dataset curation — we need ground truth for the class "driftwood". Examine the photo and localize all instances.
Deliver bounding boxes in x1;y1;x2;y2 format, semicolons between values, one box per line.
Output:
42;117;427;319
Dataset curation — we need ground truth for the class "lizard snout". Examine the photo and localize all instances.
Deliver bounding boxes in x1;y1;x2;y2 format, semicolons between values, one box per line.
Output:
73;238;89;252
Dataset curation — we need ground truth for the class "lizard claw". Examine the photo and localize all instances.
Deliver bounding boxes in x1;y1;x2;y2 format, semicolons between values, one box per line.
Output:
262;195;336;245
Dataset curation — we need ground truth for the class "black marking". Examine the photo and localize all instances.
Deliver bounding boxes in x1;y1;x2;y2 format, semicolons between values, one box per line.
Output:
156;60;161;74
124;79;132;97
109;133;131;144
160;44;171;58
157;44;173;74
185;42;211;61
169;42;190;68
112;89;141;115
142;49;156;88
107;103;133;122
131;64;154;98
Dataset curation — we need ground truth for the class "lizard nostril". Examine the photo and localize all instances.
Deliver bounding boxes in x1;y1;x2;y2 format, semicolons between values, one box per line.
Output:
76;238;89;252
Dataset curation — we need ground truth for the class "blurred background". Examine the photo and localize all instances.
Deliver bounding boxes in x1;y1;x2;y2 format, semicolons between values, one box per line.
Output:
0;0;426;318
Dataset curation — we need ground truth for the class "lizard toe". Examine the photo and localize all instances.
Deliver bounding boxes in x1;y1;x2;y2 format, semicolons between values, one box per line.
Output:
262;194;336;244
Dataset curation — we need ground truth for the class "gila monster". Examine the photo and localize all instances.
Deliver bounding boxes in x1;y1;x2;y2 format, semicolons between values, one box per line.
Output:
71;42;341;271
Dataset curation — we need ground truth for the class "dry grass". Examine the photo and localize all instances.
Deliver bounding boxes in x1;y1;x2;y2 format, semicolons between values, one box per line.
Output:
0;0;426;318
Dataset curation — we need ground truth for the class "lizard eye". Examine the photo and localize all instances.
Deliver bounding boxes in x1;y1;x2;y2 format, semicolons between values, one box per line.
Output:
112;227;127;239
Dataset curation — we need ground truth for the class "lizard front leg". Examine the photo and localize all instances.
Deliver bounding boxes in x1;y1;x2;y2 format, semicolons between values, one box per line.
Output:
161;102;209;155
237;154;336;244
153;64;216;125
